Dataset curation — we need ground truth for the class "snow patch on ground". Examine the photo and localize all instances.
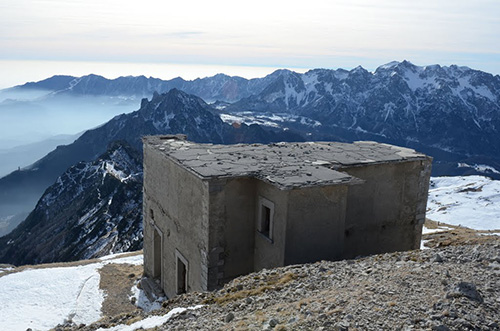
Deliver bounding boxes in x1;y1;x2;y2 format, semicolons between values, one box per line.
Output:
130;282;164;312
427;176;500;230
219;113;281;128
0;264;104;331
100;252;143;265
478;232;500;237
105;162;131;182
420;224;455;250
422;225;453;235
0;252;143;331
457;163;500;175
96;305;204;331
420;239;431;250
220;112;321;128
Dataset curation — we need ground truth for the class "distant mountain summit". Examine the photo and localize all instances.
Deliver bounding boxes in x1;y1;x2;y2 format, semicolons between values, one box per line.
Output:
19;75;76;91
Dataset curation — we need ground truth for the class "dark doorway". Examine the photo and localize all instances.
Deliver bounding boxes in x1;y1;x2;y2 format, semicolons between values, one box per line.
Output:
177;256;187;294
152;227;162;280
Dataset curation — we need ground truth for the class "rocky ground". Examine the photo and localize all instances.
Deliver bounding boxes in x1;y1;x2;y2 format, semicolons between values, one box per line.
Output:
59;230;500;331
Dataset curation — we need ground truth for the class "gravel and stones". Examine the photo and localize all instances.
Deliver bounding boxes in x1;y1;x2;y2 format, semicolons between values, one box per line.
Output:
67;239;500;330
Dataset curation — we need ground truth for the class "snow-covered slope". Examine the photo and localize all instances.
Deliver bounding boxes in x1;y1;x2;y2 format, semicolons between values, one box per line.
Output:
427;176;500;231
0;253;144;331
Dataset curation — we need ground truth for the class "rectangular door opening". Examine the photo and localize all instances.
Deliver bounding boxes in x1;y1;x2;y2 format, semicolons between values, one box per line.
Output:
176;250;188;295
152;227;162;280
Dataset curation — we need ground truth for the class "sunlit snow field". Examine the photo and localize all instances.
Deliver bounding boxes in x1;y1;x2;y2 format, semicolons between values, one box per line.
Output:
426;176;500;231
0;254;144;331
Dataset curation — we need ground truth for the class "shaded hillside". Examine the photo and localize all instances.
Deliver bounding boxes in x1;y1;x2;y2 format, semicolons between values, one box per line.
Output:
0;142;143;265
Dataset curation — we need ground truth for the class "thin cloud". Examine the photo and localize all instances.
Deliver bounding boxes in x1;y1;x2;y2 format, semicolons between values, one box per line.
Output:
1;0;500;76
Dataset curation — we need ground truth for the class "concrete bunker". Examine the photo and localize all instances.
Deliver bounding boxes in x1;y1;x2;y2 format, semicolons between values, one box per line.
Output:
142;135;432;297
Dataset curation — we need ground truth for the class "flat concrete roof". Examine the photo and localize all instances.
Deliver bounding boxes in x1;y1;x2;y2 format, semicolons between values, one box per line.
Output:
144;135;428;189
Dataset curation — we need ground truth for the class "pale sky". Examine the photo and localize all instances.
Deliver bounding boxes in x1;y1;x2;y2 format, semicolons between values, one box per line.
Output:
1;0;499;88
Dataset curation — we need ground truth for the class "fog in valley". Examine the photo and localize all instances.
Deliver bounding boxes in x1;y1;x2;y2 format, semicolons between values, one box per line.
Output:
0;89;140;175
0;89;140;147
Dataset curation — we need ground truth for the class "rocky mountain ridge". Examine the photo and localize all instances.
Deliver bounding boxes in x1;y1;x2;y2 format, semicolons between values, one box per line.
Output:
6;61;500;177
0;141;143;265
8;71;277;103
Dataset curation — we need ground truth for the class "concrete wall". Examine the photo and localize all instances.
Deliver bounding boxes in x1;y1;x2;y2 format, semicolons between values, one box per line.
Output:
207;177;256;288
253;181;289;271
340;158;432;258
143;144;210;298
208;177;291;279
284;185;348;265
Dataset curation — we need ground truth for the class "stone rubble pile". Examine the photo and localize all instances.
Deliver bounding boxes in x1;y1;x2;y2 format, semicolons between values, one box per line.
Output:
73;240;500;330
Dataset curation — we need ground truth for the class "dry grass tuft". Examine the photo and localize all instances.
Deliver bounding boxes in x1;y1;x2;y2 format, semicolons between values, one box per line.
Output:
205;272;298;305
125;315;143;325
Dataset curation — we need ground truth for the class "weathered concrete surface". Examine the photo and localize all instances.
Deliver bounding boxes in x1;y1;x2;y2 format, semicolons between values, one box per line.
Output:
253;181;289;271
341;159;432;258
142;135;432;297
207;177;257;288
145;136;428;190
143;141;210;298
285;185;348;265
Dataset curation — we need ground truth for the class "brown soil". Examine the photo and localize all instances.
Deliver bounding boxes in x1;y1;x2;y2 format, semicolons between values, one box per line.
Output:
98;262;143;317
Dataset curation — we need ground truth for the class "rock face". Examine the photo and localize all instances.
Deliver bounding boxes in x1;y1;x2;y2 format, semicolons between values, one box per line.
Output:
0;141;143;265
0;90;299;226
0;89;225;236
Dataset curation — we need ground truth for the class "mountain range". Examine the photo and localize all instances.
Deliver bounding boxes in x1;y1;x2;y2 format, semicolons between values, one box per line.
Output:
3;71;278;102
1;60;499;265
